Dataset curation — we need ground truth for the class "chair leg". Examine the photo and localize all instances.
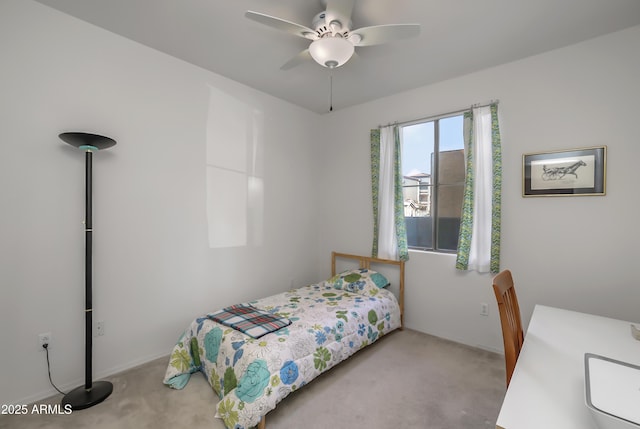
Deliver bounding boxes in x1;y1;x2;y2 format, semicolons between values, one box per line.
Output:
257;416;266;429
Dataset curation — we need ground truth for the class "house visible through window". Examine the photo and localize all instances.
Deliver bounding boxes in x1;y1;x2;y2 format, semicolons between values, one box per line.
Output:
401;114;465;252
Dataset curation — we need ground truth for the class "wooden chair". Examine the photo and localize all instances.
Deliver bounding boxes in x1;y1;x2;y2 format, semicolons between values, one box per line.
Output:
492;269;524;387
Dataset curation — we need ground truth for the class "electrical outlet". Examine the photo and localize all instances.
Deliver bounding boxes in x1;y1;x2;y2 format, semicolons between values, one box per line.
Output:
96;321;105;337
480;303;489;316
38;332;52;350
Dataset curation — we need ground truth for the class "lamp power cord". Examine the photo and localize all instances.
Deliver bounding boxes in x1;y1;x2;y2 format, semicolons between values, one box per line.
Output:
42;343;67;395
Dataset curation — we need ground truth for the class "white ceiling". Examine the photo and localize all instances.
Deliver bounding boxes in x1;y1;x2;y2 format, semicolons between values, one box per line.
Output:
34;0;640;114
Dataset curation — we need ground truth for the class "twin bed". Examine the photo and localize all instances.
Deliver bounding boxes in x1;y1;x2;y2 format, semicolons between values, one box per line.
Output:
163;252;405;429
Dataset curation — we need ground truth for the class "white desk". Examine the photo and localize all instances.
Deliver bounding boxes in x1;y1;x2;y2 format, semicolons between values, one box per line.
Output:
496;305;640;429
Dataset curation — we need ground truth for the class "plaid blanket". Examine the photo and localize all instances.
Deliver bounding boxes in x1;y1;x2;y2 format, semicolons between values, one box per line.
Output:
208;304;291;339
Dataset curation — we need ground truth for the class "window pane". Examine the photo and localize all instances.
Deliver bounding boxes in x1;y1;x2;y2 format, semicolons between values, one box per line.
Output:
401;113;465;252
436;184;464;251
402;122;433;181
402;122;434;249
403;182;433;249
438;115;465;184
405;212;432;249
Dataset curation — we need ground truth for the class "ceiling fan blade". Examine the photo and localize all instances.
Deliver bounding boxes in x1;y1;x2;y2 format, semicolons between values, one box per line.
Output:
324;0;356;27
351;24;420;47
281;49;312;70
245;11;317;39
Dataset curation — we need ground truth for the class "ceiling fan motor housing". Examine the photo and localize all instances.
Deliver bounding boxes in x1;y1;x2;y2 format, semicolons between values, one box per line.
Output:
312;11;351;38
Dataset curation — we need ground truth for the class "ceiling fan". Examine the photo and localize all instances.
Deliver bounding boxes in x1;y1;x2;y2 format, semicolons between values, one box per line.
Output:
245;0;421;70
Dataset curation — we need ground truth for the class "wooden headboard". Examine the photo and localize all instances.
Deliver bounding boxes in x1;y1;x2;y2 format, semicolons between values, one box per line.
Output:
331;251;406;328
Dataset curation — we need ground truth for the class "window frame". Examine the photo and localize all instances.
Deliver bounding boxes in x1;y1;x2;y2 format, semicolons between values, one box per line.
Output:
400;111;467;254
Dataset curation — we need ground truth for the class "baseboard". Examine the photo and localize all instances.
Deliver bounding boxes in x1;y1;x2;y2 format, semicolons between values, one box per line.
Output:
472;343;503;354
405;326;503;355
94;351;169;380
16;351;170;406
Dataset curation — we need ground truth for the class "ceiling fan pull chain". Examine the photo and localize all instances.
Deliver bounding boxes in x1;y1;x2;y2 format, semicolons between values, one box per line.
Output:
329;73;333;112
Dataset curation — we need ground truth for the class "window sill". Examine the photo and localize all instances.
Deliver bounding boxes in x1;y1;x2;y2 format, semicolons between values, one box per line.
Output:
408;248;457;256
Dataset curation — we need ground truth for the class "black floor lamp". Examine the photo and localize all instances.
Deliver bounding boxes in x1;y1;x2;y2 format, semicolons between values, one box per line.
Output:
59;132;116;410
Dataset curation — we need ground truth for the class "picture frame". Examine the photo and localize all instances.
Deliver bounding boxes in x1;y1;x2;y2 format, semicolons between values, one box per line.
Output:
523;146;606;197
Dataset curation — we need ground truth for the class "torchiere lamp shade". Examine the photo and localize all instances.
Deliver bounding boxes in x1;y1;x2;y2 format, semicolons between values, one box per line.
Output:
59;132;116;150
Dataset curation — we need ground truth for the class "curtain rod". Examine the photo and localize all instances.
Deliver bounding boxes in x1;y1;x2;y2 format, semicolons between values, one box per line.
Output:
379;99;499;129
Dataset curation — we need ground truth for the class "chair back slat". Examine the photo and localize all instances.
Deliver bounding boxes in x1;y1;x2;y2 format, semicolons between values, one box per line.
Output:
493;269;524;387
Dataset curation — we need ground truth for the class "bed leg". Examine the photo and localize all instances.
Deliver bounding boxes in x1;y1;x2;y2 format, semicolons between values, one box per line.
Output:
257;415;266;429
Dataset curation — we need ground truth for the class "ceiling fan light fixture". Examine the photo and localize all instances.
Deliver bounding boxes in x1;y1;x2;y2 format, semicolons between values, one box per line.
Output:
309;37;354;68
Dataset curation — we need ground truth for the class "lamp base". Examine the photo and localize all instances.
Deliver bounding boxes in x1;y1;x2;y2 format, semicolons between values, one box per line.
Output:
61;381;113;410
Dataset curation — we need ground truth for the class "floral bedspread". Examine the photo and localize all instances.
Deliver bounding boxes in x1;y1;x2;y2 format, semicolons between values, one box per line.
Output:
163;281;401;429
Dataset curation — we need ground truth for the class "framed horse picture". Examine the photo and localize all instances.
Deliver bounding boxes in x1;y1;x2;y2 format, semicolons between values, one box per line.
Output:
523;146;606;197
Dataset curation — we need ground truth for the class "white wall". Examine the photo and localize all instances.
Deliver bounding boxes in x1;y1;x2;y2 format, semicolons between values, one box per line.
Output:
318;25;640;352
0;0;322;405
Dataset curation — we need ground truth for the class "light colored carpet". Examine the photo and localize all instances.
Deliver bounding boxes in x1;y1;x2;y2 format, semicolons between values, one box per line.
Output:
0;329;505;429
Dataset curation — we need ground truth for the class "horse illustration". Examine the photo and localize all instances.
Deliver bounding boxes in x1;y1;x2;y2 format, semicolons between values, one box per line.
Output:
542;160;587;181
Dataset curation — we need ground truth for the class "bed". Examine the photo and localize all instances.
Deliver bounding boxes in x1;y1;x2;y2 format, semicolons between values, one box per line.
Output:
163;251;405;429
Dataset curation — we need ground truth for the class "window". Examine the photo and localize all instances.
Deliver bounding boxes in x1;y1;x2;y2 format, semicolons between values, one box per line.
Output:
401;114;465;252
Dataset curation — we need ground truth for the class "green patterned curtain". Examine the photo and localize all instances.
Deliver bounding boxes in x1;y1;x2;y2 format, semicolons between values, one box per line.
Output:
371;129;381;257
455;104;502;273
371;127;409;261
